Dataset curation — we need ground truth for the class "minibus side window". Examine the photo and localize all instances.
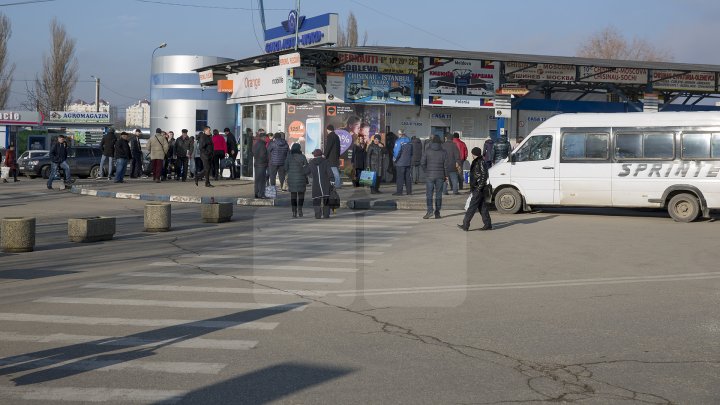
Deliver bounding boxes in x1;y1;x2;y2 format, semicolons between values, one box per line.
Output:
682;133;710;159
561;132;609;160
586;134;609;159
515;135;552;162
643;133;674;159
712;134;720;158
615;134;642;159
562;133;585;159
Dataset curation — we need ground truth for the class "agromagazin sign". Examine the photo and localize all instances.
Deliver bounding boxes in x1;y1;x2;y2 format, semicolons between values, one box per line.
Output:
46;111;110;124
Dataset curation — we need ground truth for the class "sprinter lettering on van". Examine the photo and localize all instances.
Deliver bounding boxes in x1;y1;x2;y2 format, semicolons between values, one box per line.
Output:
617;163;720;178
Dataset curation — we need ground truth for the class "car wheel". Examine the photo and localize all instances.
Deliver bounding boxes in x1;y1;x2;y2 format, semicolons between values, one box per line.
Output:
494;187;523;214
668;193;700;223
89;165;100;179
41;165;51;179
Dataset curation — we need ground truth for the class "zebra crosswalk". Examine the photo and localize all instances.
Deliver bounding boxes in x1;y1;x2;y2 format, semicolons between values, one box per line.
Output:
0;209;423;404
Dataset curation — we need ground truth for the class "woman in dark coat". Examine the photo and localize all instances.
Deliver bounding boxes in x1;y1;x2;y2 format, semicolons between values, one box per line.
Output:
3;143;18;183
308;149;334;219
365;135;387;194
350;137;367;187
284;143;309;218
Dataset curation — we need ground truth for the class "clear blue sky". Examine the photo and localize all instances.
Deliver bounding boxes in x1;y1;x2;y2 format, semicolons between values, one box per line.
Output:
3;0;719;111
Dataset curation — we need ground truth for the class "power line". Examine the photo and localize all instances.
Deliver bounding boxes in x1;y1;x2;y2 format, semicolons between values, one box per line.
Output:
134;0;286;11
349;0;465;50
248;0;265;53
0;0;55;6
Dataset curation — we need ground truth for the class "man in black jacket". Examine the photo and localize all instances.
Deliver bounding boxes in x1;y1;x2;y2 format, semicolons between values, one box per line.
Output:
324;124;341;189
175;129;193;182
194;126;215;187
225;128;238;179
130;129;143;178
458;147;492;231
421;136;448;219
99;128;116;178
253;132;269;198
47;135;71;190
113;132;131;183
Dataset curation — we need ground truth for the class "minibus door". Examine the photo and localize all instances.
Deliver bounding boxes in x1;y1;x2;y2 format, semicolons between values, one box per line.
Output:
509;134;557;204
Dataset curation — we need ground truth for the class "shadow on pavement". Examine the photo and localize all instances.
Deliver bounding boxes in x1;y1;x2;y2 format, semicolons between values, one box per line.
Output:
476;214;559;230
0;269;79;280
168;362;355;405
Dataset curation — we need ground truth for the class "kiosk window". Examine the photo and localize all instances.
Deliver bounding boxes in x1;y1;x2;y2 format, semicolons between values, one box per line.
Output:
682;133;710;159
615;134;642;158
562;133;609;160
515;135;552;162
643;133;674;159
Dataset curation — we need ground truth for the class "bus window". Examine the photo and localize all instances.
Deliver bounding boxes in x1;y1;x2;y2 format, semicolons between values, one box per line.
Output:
562;133;585;159
561;132;609;160
643;133;674;159
586;134;609;159
682;133;710;159
515;135;552;162
615;133;642;159
712;134;720;158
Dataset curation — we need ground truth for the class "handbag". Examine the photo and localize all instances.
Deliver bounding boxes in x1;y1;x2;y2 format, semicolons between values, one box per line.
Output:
359;170;377;187
264;185;277;199
328;185;341;209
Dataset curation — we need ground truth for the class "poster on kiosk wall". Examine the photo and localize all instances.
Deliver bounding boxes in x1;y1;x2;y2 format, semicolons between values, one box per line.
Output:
285;102;324;159
325;104;386;171
422;58;499;108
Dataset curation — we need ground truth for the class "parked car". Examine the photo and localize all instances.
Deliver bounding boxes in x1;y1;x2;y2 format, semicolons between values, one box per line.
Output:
20;146;102;179
16;150;49;177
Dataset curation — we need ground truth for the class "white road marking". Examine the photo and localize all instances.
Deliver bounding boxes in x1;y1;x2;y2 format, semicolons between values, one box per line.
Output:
253;228;407;235
0;355;226;374
149;262;358;273
266;223;414;229
34;297;307;311
123;272;346;284
0;313;278;330
328;272;720;297
0;387;186;403
0;331;257;350
206;246;384;256
239;234;396;241
82;282;323;296
220;240;390;248
177;254;374;264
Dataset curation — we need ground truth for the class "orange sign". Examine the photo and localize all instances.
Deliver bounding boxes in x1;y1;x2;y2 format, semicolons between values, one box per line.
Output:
287;120;305;141
217;80;233;93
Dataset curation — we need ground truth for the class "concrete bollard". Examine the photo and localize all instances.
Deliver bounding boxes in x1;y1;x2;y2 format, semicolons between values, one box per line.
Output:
201;202;233;223
1;217;36;253
144;202;171;232
68;217;116;243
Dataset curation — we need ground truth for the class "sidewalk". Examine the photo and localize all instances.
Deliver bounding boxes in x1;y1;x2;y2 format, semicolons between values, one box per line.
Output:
69;177;469;210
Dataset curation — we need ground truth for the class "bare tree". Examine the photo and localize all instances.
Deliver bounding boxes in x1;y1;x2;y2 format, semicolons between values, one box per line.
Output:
577;26;673;62
337;11;368;47
29;18;78;114
0;13;15;109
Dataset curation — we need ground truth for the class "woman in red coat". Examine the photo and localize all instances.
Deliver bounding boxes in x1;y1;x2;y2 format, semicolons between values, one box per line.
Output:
3;144;18;183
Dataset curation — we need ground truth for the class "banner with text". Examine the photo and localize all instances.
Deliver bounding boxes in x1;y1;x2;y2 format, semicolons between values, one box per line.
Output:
652;70;716;92
344;72;415;105
286;67;318;99
422;58;498;108
228;66;286;102
505;62;576;82
285;102;324;158
337;53;419;75
579;66;648;85
325;103;386;169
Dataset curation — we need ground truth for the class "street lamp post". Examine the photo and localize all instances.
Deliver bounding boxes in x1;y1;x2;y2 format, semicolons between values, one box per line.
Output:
150;42;167;130
90;75;100;112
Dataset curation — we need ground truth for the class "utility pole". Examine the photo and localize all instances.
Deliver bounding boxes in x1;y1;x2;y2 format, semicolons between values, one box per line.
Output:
91;75;100;112
294;0;300;51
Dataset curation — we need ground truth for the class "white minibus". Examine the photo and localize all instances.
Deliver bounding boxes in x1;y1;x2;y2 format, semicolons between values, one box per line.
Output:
489;112;720;222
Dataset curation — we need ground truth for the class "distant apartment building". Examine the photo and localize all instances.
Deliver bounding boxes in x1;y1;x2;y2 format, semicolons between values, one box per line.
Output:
66;99;110;112
126;99;150;129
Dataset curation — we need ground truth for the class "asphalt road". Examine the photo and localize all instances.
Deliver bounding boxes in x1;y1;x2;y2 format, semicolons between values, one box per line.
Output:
0;179;718;404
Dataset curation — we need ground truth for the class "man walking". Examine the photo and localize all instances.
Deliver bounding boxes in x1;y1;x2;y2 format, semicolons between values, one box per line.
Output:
392;130;413;196
99;128;116;179
267;132;289;190
253;132;269;197
47;134;72;190
195;126;214;187
113;132;131;183
452;133;468;190
130;129;143;178
411;135;423;184
324;124;341;189
147;128;168;183
225;128;238;179
458;147;492;231
421;136;448;219
175;129;193;182
442;135;461;195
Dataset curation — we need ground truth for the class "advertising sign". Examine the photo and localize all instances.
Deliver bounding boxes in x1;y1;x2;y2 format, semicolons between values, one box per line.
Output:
198;69;213;84
279;52;301;68
286;67;318;99
579;66;647;84
422;58;499;108
228;65;286;102
325;104;386;170
264;13;339;53
46;111;110;124
285;102;324;158
337;53;419;75
344;72;414;105
0;110;43;125
505;62;576;82
652;70;716;92
326;72;345;102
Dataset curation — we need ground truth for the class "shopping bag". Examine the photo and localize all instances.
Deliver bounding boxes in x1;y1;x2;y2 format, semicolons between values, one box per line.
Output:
221;168;231;178
264;185;277;199
328;185;341;209
359;170;376;187
0;167;9;180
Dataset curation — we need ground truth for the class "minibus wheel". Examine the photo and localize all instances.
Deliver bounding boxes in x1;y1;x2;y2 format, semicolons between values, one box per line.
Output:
495;188;522;214
668;193;700;222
